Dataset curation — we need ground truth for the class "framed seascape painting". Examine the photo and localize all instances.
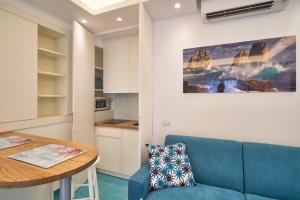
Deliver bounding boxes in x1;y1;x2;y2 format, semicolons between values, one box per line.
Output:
183;36;296;93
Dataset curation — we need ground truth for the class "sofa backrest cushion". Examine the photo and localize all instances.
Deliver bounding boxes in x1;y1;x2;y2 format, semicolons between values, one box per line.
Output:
243;142;300;200
165;135;244;193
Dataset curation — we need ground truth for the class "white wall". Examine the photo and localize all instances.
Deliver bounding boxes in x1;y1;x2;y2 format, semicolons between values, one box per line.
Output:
18;122;72;140
139;3;154;164
113;94;139;120
95;110;114;122
153;1;300;147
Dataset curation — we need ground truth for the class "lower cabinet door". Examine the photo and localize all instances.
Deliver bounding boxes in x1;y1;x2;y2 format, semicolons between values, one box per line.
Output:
96;136;122;174
122;129;140;176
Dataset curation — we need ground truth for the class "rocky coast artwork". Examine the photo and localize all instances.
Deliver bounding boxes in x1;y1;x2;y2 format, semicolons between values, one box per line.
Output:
183;36;296;93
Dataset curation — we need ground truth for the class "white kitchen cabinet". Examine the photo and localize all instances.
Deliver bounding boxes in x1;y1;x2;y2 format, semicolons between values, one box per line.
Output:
95;127;122;174
104;37;130;93
129;35;139;93
0;10;37;123
104;34;139;93
73;22;95;145
95;126;139;176
122;129;140;176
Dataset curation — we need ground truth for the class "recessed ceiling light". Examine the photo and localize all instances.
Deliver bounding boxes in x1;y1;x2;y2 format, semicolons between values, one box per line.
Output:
81;19;88;24
174;3;181;9
116;17;123;22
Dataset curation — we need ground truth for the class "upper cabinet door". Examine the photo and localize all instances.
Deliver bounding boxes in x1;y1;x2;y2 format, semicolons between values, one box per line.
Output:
129;35;139;93
72;22;95;145
0;10;37;123
104;37;130;93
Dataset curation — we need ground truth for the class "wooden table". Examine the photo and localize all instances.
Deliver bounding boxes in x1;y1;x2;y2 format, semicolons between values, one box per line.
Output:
0;132;98;200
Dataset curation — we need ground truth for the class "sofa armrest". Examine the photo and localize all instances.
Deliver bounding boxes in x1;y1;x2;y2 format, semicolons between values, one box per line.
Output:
128;164;151;200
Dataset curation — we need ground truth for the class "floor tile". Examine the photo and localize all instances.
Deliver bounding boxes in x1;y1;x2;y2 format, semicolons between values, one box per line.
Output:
112;177;128;187
101;185;127;200
99;182;111;193
54;173;128;200
74;186;89;199
98;173;118;184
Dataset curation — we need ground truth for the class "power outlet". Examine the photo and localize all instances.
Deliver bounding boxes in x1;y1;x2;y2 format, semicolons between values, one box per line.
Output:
161;120;170;126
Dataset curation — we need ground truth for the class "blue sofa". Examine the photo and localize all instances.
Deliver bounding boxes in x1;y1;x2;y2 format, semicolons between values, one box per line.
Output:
128;135;300;200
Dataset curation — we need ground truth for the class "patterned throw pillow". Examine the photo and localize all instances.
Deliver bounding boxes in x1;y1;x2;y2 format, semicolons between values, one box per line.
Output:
146;143;195;190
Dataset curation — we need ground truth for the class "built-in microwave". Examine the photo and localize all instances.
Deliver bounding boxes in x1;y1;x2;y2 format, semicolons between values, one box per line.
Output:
95;97;112;111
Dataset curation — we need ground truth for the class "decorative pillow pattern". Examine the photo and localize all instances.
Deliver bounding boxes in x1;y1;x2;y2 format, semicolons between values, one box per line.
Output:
146;143;195;190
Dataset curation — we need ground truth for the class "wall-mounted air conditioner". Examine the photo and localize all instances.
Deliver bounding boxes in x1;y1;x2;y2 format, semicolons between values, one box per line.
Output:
202;0;289;23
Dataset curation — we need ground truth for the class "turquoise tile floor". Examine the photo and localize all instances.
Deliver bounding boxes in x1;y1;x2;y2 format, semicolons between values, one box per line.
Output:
54;173;128;200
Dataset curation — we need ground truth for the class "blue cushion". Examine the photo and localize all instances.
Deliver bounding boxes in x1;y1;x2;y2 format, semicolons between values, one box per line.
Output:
244;194;277;200
146;143;195;190
243;142;300;200
165;135;244;192
146;183;245;200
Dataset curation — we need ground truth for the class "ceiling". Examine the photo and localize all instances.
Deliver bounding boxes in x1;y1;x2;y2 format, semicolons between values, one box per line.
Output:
70;0;139;15
143;0;199;21
4;0;200;35
5;0;139;34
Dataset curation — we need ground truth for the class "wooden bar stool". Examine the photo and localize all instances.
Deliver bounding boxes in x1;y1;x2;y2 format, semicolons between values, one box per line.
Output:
71;156;100;200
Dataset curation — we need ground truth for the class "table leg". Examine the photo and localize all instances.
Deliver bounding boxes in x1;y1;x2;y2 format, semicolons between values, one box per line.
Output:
60;177;71;200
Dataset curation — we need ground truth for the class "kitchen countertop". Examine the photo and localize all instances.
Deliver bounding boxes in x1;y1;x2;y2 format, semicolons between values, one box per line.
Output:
95;119;139;130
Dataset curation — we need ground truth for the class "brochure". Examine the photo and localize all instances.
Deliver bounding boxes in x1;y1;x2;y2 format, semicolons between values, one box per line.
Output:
0;136;33;150
9;144;86;168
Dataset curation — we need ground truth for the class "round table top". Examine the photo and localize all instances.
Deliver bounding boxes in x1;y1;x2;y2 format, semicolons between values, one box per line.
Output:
0;132;98;188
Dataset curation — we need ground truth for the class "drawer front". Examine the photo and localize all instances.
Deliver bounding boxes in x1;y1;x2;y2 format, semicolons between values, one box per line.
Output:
95;127;122;138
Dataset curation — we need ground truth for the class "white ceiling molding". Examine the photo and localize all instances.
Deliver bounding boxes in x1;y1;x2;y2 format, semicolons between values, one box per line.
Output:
95;25;139;39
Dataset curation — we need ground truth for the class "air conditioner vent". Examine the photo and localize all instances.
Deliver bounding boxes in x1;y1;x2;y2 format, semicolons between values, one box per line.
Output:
206;1;275;20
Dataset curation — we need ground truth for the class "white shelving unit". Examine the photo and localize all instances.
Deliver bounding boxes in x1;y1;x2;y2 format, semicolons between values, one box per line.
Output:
38;47;65;58
38;71;65;77
95;46;104;98
38;95;65;98
38;25;68;118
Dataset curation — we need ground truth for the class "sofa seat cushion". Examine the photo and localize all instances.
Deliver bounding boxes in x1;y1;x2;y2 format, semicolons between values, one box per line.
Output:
146;183;245;200
245;194;277;200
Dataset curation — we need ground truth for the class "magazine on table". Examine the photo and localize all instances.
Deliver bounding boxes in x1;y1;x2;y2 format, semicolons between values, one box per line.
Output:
9;144;86;168
0;136;33;150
